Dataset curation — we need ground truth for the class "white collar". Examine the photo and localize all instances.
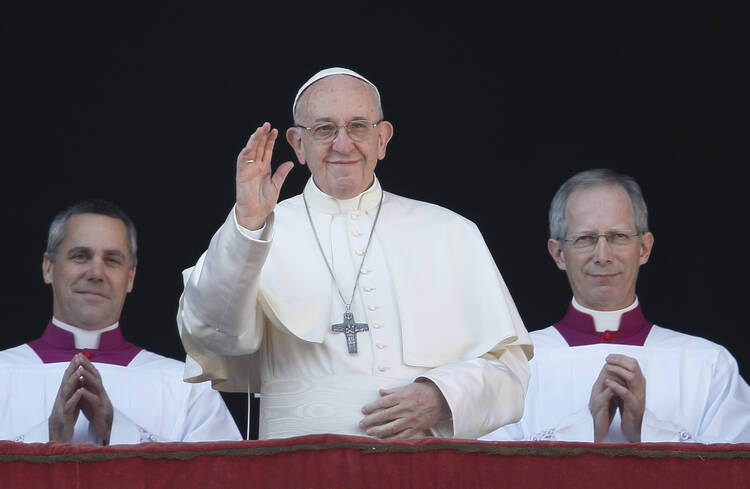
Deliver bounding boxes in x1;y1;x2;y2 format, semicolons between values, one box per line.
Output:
51;317;120;349
303;176;383;215
571;297;639;332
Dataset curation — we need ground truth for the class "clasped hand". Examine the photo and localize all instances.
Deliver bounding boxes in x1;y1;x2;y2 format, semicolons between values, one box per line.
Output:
49;353;114;444
589;353;646;442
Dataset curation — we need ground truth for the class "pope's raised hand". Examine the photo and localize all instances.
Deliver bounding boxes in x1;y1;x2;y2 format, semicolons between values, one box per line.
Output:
235;123;295;230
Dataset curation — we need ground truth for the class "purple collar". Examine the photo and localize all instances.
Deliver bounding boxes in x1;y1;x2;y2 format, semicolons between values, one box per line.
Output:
28;321;142;366
553;302;653;347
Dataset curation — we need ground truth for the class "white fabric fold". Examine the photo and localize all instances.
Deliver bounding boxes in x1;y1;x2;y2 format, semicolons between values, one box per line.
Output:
178;177;532;439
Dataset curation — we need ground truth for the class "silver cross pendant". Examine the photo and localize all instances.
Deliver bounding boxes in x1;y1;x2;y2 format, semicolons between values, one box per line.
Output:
331;311;369;354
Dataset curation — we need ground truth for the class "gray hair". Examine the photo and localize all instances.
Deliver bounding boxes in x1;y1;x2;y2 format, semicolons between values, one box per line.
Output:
46;199;138;267
549;168;649;240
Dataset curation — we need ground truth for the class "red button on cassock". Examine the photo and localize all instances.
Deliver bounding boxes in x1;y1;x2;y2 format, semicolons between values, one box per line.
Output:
602;331;613;341
83;351;92;359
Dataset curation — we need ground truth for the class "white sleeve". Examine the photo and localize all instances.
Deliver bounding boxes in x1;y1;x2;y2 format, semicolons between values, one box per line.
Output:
479;420;527;441
108;408;147;445
480;410;594;442
693;347;750;443
107;382;241;444
640;408;695;442
418;344;530;439
167;382;243;442
482;400;596;442
178;206;274;356
641;347;750;443
541;407;595;442
484;407;595;442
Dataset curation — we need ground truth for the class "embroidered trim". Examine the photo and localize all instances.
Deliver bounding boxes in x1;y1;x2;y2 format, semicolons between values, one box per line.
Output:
679;430;694;442
137;426;163;443
531;428;556;441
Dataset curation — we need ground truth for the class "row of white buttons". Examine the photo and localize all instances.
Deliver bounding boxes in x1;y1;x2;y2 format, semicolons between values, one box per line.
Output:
348;222;390;372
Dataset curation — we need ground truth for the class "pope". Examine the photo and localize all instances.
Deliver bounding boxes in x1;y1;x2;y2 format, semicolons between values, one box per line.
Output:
177;67;532;440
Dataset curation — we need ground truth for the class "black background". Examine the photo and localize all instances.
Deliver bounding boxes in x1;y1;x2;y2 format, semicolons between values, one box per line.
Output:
3;4;748;436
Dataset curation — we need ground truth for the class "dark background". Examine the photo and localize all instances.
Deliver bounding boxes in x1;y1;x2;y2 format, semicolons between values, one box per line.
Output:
3;5;748;437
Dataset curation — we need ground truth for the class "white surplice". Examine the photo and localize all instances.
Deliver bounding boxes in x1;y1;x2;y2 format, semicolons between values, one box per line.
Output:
0;343;242;445
482;315;750;443
178;177;532;439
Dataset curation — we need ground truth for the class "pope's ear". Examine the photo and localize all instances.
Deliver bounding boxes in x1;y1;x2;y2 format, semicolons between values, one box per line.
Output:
548;239;567;271
286;127;306;165
376;121;394;160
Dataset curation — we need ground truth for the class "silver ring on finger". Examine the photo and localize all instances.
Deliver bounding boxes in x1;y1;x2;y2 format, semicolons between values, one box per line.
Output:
246;159;255;163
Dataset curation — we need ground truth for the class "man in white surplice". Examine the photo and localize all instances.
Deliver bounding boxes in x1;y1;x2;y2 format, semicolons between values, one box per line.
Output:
482;169;750;443
177;67;532;440
0;200;241;445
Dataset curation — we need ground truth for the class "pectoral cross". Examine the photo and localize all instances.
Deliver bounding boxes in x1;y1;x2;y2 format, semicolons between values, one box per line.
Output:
332;311;369;354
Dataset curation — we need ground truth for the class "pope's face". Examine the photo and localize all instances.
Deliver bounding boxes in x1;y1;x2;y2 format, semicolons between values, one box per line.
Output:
547;185;654;311
42;213;136;330
286;75;393;200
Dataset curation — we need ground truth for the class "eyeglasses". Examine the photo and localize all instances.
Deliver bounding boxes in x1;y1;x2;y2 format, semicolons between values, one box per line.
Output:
563;231;642;250
295;119;382;143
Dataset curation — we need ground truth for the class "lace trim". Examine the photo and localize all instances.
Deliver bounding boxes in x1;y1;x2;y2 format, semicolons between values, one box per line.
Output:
531;428;556;441
137;426;163;443
678;430;694;442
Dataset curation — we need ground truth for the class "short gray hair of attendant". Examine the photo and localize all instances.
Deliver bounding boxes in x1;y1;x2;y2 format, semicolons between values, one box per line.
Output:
46;199;138;268
548;168;649;241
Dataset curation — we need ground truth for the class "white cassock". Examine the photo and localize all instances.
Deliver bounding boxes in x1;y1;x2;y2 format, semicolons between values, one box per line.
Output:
178;177;532;439
0;320;242;444
482;299;750;443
